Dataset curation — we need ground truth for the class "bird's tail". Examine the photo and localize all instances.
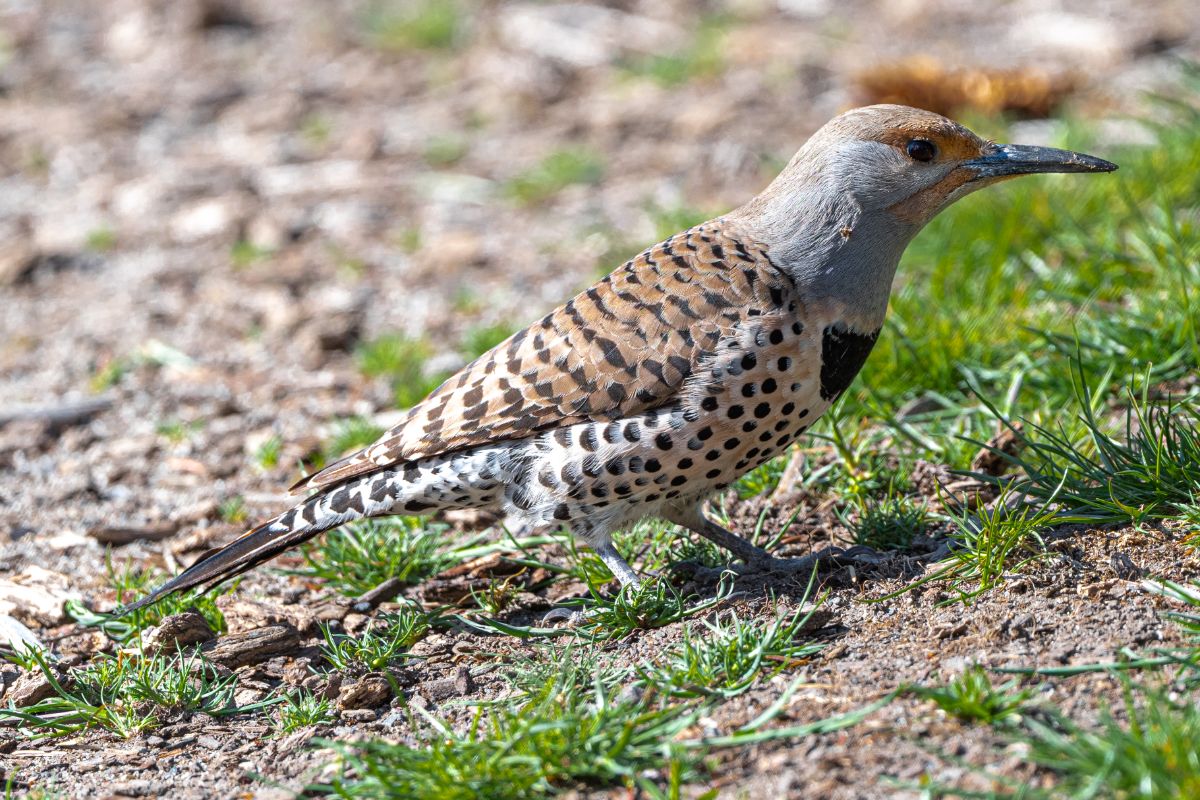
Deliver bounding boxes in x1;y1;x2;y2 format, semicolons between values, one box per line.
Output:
116;445;514;616
116;494;350;614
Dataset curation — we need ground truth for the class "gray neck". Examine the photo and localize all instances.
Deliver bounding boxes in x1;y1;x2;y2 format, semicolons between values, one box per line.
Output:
728;165;920;330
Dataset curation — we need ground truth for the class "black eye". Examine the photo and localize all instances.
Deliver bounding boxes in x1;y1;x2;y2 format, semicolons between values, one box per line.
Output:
906;139;937;162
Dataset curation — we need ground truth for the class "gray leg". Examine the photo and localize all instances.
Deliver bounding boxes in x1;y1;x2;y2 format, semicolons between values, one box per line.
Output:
593;539;642;587
542;536;641;626
663;504;773;565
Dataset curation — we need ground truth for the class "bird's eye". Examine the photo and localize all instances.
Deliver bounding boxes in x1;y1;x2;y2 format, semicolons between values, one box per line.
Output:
906;139;937;162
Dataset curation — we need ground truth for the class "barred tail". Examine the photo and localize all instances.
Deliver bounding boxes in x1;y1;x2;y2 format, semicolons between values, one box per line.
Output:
116;445;514;616
117;484;371;616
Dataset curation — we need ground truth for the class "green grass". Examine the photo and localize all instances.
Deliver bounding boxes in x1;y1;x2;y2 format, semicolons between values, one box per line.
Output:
424;135;469;167
297;517;453;597
275;689;336;734
320;606;431;672
0;646;251;739
321;656;706;798
925;681;1200;799
992;381;1200;526
361;0;461;51
636;601;825;699
506;148;604;205
319;648;889;799
460;321;515;360
621;17;728;87
321;417;386;468
1015;685;1200;799
852;495;929;551
910;665;1032;725
85;227;117;253
66;555;230;643
356;334;450;409
255;433;283;470
734;454;788;500
218;495;248;524
875;484;1058;605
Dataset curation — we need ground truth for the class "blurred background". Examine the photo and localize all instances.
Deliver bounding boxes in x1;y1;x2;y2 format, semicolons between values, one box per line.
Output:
0;0;1197;543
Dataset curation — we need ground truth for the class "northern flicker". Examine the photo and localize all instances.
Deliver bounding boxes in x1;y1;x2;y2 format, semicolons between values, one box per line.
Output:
126;105;1115;611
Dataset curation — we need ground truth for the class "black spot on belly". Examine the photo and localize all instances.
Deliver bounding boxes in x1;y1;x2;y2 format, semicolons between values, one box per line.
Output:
819;324;880;401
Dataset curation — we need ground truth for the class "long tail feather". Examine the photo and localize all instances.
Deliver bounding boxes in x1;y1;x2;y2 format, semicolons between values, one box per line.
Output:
116;494;352;616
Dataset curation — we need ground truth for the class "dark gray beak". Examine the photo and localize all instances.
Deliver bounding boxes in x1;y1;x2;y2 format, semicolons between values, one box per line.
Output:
965;143;1118;180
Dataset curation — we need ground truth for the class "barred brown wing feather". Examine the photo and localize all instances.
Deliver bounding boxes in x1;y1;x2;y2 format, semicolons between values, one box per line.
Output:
293;222;791;493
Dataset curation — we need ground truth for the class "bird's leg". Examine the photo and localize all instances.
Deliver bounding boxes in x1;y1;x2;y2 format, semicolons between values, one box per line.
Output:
593;540;642;588
543;536;640;626
663;505;773;565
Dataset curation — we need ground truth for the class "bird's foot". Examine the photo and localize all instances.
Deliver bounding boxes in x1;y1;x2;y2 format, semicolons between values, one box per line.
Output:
540;606;594;627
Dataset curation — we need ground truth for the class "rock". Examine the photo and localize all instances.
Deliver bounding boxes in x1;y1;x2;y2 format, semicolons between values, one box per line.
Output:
336;672;392;710
340;708;377;724
169;194;248;243
0;614;47;658
0;568;81;626
142;611;217;652
4;666;70;707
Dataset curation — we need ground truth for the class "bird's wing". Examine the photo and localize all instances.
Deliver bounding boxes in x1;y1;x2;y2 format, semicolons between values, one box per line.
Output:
293;220;795;493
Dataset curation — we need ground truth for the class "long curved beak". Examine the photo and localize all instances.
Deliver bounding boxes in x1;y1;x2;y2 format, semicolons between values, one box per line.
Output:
965;143;1118;179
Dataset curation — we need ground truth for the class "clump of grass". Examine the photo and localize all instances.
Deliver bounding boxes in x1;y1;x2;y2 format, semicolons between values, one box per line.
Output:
0;647;244;739
646;204;715;240
997;380;1200;526
320;607;431;672
424;135;468;167
322;646;891;798
570;576;729;640
320;417;385;468
506;148;604;205
218;496;247;525
66;555;230;643
1000;683;1200;799
323;656;703;798
356;334;449;409
255;433;283;470
85;227;117;253
460;322;514;360
910;665;1032;725
875;485;1058;605
155;418;201;445
469;572;524;615
852;495;928;551
230;239;273;268
735;455;788;500
275;689;335;734
361;0;461;51
89;357;128;392
637;602;825;699
296;517;453;596
622;17;727;87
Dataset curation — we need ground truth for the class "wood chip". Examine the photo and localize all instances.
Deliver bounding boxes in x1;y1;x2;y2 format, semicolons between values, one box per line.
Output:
200;624;300;669
0;397;112;428
88;522;178;545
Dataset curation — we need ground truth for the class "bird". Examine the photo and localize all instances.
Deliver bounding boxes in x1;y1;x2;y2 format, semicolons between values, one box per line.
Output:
124;104;1116;613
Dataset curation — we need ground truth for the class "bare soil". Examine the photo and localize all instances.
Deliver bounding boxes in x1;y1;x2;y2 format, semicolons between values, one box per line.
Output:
2;2;1199;798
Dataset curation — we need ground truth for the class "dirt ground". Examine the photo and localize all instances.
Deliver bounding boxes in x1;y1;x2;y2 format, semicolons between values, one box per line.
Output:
2;2;1200;798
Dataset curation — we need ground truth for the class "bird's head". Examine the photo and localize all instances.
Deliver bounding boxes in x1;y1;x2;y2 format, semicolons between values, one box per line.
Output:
807;104;1117;226
732;104;1116;319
